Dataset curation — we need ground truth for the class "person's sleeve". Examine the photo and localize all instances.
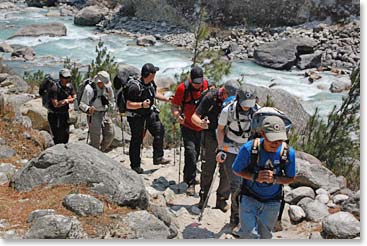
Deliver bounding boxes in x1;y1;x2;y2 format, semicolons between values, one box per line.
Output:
195;94;211;116
218;105;229;126
79;85;92;113
126;83;140;101
232;141;252;173
171;83;184;106
285;147;296;177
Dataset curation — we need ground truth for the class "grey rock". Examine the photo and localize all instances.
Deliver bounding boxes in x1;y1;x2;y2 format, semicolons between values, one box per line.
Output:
332;194;349;204
338;187;354;197
330;78;352;93
0;146;16;159
4;93;33;111
39;130;54;149
296;152;322;165
321;212;360;239
300;200;329;222
24;214;87;239
293;158;341;193
150;205;178;239
0;75;30;93
288;205;306;222
284;186;315;204
155;76;175;90
63;194;104;216
125;211;170;239
336;176;347;190
309;232;323;239
297;52;322;70
152;176;170;191
0;219;8;228
110;124;122;148
74;6;108;26
137;35;157;46
0;137;5;145
10;143;149;209
254;37;317;70
0;42;14;53
27;209;56;223
0;163;16;177
1;230;21;239
316;188;329;195
117;63;140;78
20;98;49;131
0;73;8;83
8;23;66;39
316;194;329;204
190;206;201;215
0;172;8;185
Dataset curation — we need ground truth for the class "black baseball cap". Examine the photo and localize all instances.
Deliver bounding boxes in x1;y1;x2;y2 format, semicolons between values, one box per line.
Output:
190;66;204;84
141;63;159;77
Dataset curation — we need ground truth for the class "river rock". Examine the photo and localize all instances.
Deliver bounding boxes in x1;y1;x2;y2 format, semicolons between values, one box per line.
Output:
11;46;35;61
0;73;8;83
329;78;352;93
74;5;108;26
0;2;16;9
254;37;317;70
297;52;322;70
155;76;175;90
25;0;57;8
0;173;8;185
321;212;360;239
137;35;157;47
20;98;49;131
0;146;16;159
149;205;178;239
125;211;170;239
292;158;341;193
288;205;306;223
152;176;170;191
0;75;30;93
0;163;16;177
10;143;149;209
4;93;34;112
296;151;322;166
27;209;56;223
63;194;104;216
341;196;360;218
117;63;140;77
39;130;54;148
0;42;13;53
284;186;315;204
332;194;349;204
8;23;66;39
316;194;329;204
299;200;329;222
24;214;87;239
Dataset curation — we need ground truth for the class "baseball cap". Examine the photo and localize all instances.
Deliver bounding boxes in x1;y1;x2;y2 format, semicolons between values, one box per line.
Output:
223;80;240;97
141;63;159;77
190;66;204;84
95;71;110;85
262;116;287;141
237;85;256;108
59;68;71;78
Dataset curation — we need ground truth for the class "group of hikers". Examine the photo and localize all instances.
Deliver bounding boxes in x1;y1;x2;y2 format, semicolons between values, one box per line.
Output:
39;63;296;239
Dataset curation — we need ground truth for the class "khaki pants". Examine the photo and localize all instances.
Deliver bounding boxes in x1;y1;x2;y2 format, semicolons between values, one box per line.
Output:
87;111;114;152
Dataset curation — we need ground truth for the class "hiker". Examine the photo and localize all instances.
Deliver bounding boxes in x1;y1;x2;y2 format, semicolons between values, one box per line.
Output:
171;66;209;196
232;115;296;239
126;63;171;174
47;68;76;144
191;80;240;212
79;71;115;152
216;85;259;233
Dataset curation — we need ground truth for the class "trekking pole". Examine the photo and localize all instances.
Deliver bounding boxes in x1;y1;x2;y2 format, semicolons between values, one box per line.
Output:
198;153;226;221
178;132;182;193
140;118;147;161
120;114;126;154
173;122;176;166
86;115;92;144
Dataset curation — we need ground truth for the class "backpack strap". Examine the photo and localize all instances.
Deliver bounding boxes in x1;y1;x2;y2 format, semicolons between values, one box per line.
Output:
89;81;98;106
249;138;261;173
279;141;289;175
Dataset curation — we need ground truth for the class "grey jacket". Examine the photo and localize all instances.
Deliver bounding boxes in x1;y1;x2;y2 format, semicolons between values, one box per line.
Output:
79;83;114;113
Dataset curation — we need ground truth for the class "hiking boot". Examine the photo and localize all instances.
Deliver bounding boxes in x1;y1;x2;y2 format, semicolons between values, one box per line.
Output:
132;166;144;174
153;157;170;165
197;197;205;209
186;184;195;196
215;199;230;213
231;224;241;238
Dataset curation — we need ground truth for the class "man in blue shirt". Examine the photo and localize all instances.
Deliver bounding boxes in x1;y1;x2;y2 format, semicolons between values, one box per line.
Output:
232;115;296;239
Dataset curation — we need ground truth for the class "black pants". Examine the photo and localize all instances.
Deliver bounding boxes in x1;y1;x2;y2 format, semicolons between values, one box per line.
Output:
48;112;70;144
127;112;164;168
181;126;201;185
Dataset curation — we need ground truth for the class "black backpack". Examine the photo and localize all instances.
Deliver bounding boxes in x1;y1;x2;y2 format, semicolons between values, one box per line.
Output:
76;79;97;112
39;74;58;110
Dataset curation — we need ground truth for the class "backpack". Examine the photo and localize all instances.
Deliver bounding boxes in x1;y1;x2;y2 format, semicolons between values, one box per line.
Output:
76;79;97;112
39;74;58;110
250;107;292;138
114;72;139;114
181;79;209;113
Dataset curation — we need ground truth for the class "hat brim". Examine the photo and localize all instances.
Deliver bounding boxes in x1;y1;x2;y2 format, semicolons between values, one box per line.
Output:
265;131;288;142
192;77;203;84
240;99;256;108
153;66;159;72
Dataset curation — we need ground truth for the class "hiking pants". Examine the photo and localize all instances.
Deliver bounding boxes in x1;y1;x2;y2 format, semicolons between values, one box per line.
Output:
127;111;165;169
181;126;201;185
199;129;230;201
87;111;114;152
222;152;242;225
48;112;70;144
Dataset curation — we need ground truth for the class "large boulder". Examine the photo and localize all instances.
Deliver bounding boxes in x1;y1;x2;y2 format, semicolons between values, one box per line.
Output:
254;37;317;70
11;47;36;61
288;205;306;223
136;35;157;47
125;211;171;239
63;194;104;216
246;84;309;131
321;212;360;239
24;214;87;239
20;98;49;131
292;158;341;194
0;42;14;53
297;52;322;70
329;78;352;93
298;200;329;222
74;6;108;26
0;75;30;93
27;209;56;223
284;186;315;204
117;63;140;78
8;23;67;39
10;143;149;209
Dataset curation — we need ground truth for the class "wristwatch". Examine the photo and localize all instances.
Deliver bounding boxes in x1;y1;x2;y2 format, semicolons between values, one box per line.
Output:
141;102;144;108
